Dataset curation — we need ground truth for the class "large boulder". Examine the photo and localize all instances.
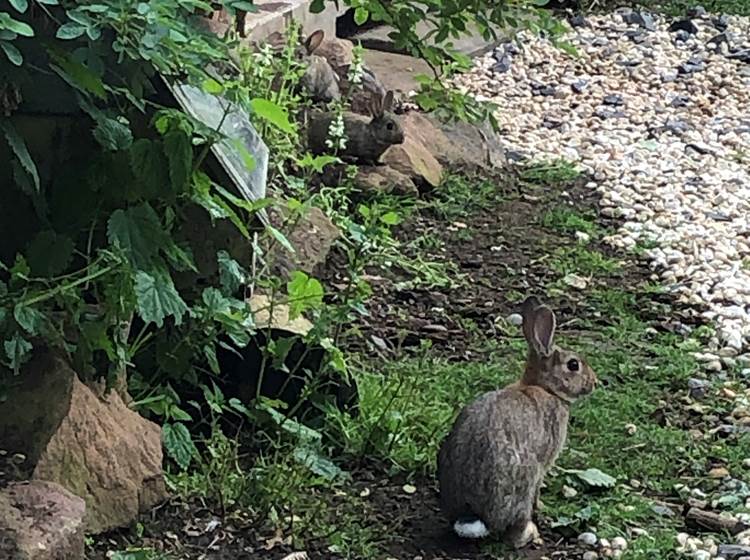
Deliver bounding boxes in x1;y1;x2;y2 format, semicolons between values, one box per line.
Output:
355;165;418;197
0;351;169;534
269;206;340;279
382;114;444;188
0;480;86;560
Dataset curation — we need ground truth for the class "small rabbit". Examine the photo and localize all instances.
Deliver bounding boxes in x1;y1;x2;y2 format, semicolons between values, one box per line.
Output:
307;90;404;164
299;30;341;103
437;297;597;548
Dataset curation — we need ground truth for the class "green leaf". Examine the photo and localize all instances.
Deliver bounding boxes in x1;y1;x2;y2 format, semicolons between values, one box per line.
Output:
0;120;39;192
202;287;232;316
573;468;616;488
164;130;192;192
162;422;197;470
202;77;224;94
134;270;188;328
130;138;169;198
13;304;45;335
293;445;345;481
26;231;74;277
9;0;28;12
217;250;245;295
56;22;86;40
0;41;22;65
93;117;133;151
354;6;369;25
296;153;338;173
107;204;165;269
48;50;106;99
0;13;33;36
4;334;32;373
260;402;322;443
204;343;220;374
380;211;401;226
249;98;295;134
286;271;324;320
267;225;294;254
309;0;324;13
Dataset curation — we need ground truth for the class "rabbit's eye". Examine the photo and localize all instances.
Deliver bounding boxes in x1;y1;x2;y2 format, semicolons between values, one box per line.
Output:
567;359;580;372
386;122;394;130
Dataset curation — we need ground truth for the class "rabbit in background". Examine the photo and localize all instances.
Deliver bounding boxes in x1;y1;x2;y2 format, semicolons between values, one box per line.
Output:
307;90;404;164
437;296;597;548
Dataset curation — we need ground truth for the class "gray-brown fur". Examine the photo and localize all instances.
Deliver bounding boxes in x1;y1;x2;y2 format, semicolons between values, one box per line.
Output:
307;91;404;164
437;297;597;547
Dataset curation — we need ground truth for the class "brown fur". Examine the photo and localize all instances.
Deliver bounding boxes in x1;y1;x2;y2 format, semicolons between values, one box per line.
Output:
437;297;596;547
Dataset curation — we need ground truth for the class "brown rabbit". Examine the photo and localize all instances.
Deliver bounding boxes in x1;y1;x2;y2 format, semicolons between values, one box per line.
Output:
307;90;404;164
437;297;597;548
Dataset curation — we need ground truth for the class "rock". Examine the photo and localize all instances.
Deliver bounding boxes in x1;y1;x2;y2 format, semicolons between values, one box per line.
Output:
355;165;418;197
572;80;589;94
569;14;587;28
381;112;443;188
248;294;313;336
687;5;707;17
688;377;711;399
623;11;656;31
579;532;598;547
507;313;523;327
315;37;355;74
575;231;591;243
0;481;86;560
670;95;690;108
669;19;700;34
269;206;340;279
583;552;599;560
693;551;712;560
1;351;168;534
603;94;625;106
718;545;750;559
708;466;730;479
612;537;628;550
423;112;506;170
678;58;706;74
563;485;578;498
563;273;589;290
727;50;750;64
743;458;750;469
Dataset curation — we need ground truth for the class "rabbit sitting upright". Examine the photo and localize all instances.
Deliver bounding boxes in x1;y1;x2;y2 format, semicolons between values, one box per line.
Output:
437;297;597;548
307;90;404;164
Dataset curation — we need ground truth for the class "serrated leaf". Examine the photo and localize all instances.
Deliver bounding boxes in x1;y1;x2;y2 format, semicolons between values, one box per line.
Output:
0;120;39;192
4;334;32;373
250;98;294;134
134;270;188;328
293;445;345;481
0;41;22;66
217;250;245;295
202;287;232;315
93;117;133;151
286;271;323;320
26;231;74;277
354;6;369;25
56;22;86;39
162;422;197;469
164;130;192;192
107;203;165;269
574;468;616;488
13;304;45;335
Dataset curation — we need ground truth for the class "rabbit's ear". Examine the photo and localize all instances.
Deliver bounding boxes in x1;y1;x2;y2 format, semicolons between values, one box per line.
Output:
370;93;383;117
383;90;394;112
305;30;325;54
530;305;556;357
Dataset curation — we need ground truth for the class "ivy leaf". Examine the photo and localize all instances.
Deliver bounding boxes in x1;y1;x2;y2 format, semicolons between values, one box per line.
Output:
0;41;23;66
162;422;197;470
134;270;188;328
217;250;245;295
573;468;616;488
164;130;192;193
250;98;295;134
13;303;45;335
4;334;32;374
107;203;165;269
286;271;324;320
0;120;39;192
56;22;86;40
93;117;133;151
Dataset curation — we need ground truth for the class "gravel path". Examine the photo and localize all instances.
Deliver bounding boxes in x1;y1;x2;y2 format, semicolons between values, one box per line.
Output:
452;9;750;364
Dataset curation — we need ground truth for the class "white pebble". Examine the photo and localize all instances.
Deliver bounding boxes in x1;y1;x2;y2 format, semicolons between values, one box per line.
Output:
579;532;598;547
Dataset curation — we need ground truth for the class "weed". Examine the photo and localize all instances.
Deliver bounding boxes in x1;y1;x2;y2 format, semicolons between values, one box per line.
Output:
427;173;505;220
551;245;622;276
520;159;581;185
543;207;599;236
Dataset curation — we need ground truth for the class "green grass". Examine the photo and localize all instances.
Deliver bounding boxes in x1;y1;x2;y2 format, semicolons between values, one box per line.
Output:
542;207;600;236
428;173;506;220
520;159;581;185
550;245;622;276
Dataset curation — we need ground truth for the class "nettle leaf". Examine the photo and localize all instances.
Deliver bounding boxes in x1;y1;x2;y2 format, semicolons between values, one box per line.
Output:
26;230;74;277
107;204;166;269
286;271;323;320
202;287;232;316
250;98;295;134
13;303;46;335
93;117;133;151
164;130;192;193
4;334;32;373
162;421;197;470
217;250;245;295
573;468;616;488
134;270;188;328
0;120;40;192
